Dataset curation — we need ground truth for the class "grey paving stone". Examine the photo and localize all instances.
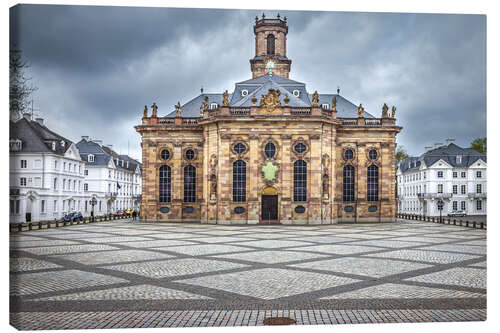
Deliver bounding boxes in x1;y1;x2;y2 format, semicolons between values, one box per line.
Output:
19;244;120;256
235;239;314;248
364;249;480;264
53;249;176;265
293;244;378;255
10;257;62;272
214;250;330;264
406;267;487;289
161;244;252;256
113;239;196;248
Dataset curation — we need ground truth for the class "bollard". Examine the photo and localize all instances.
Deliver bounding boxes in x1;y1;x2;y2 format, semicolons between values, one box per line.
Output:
473;221;476;228
459;220;462;226
47;221;51;229
28;223;32;231
38;222;43;230
18;224;23;232
466;220;469;227
480;222;484;229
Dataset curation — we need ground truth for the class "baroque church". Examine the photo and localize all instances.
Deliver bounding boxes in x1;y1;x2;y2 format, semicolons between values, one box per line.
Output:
136;14;402;224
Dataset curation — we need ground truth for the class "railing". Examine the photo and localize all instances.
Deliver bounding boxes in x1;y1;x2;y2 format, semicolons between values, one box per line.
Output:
158;118;174;123
106;192;118;197
468;193;487;199
182;118;198;124
230;108;250;116
291;108;311;116
9;214;133;233
340;118;358;125
365;119;382;126
417;193;452;199
397;213;486;229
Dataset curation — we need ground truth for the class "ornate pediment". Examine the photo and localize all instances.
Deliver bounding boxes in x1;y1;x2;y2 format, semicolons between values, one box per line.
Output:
259;88;282;113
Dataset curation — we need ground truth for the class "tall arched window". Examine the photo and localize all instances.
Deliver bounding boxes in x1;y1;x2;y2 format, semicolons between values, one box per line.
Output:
367;165;379;202
343;165;355;202
184;165;196;203
233;160;246;202
294;160;307;202
267;34;275;55
159;165;171;203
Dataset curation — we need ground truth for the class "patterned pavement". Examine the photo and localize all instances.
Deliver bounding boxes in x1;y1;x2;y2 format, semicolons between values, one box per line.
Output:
10;218;486;329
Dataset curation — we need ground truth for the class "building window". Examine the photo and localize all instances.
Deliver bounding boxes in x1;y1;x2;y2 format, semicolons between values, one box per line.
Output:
476;171;482;178
452;201;458;210
461;201;466;210
84;170;88;176
321;103;329;110
88;154;94;162
461;171;466;178
54;200;57;212
438;184;443;194
453;172;457;178
461;185;466;194
343;165;355;202
41;200;45;213
437;171;443;178
210;103;218;109
20;177;26;186
185;149;195;160
53;178;57;189
293;160;307;202
423;172;426;179
369;150;378;160
234;143;246;154
241;89;248;97
232;160;246;202
344;149;354;160
84;183;88;191
476;200;482;211
456;155;462;164
20;160;27;168
477;184;482;194
266;33;275;55
367;165;379;202
452;185;457;194
183;165;196;203
294;143;307;154
264;142;276;158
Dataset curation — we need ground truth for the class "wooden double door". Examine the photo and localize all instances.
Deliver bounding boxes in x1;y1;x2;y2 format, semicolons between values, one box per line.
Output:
261;195;278;224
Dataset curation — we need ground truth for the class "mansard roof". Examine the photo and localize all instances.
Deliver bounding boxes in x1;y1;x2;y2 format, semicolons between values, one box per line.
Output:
164;73;374;118
399;143;486;173
10;117;73;155
76;139;141;171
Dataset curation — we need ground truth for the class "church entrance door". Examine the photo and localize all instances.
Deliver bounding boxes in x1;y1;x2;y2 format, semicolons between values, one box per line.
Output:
261;195;278;224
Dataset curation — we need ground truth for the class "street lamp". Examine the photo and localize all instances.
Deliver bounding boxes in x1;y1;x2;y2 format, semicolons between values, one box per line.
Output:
90;198;97;222
437;199;444;224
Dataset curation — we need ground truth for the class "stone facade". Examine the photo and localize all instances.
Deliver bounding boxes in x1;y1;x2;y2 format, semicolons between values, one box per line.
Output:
135;15;402;224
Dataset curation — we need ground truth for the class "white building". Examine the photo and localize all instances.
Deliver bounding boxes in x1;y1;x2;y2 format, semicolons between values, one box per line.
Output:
9;115;87;222
76;137;142;215
397;139;487;217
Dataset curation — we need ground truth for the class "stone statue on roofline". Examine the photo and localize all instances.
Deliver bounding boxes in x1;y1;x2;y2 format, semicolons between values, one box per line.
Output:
391;105;396;118
143;105;148;118
200;96;209;116
358;104;364;118
175;102;181;117
222;90;229;106
332;96;337;112
312;91;319;107
382;103;389;118
151;103;158;117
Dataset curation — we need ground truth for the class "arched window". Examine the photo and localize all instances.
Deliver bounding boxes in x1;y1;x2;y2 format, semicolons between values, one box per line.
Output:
267;34;275;55
233;160;246;202
367;165;379;202
293;160;307;202
159;165;171;203
343;165;355;202
184;165;196;203
265;142;276;158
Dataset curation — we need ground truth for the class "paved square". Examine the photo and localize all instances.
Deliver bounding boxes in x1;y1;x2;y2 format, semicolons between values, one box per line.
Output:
10;218;486;329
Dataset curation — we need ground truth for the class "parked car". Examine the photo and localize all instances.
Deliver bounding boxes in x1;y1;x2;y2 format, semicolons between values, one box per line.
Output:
114;209;126;217
448;210;466;217
126;208;133;216
61;212;83;222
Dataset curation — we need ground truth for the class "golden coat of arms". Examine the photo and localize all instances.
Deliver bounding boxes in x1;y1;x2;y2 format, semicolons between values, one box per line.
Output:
259;88;281;113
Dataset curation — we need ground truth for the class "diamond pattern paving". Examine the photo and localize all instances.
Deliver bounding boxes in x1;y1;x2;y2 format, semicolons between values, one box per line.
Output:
214;250;330;264
178;268;360;300
406;267;486;289
53;249;176;265
10;257;62;272
364;249;480;264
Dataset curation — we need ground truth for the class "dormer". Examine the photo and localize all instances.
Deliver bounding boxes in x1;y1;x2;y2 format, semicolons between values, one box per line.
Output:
88;154;95;163
9;139;22;152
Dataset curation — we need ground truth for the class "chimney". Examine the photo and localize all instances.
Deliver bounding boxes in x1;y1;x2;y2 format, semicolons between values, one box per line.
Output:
434;143;443;148
35;118;44;125
424;146;433;152
23;113;32;121
445;138;455;145
93;139;103;146
81;136;89;141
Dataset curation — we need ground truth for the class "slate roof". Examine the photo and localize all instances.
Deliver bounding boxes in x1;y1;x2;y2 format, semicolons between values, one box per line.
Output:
76;139;141;172
164;73;374;118
399;143;486;173
10;118;73;155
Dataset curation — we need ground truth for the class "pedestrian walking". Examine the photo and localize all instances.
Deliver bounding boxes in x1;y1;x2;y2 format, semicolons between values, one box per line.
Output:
132;210;137;220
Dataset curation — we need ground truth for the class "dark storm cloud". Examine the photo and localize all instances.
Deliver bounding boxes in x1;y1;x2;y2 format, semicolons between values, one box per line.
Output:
10;5;486;159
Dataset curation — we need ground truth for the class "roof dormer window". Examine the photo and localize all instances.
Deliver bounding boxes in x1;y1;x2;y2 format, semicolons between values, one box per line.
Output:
9;139;22;151
88;154;94;163
456;155;462;164
321;103;329;110
60;140;65;148
51;142;56;151
241;89;248;97
210;103;218;110
292;90;300;97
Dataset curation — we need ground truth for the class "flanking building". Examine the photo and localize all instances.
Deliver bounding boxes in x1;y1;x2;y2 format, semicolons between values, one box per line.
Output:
135;15;402;224
9;115;87;222
397;139;487;217
76;137;142;214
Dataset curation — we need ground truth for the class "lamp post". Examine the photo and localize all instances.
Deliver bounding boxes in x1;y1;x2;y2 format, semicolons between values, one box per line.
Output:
437;199;444;224
90;198;97;222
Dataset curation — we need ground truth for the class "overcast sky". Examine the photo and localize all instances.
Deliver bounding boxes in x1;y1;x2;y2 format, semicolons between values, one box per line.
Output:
10;4;486;160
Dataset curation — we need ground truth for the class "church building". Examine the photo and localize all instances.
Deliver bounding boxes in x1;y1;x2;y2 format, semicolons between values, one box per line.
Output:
136;14;402;224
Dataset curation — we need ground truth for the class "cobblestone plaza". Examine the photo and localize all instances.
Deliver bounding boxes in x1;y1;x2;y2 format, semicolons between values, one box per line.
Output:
10;219;486;329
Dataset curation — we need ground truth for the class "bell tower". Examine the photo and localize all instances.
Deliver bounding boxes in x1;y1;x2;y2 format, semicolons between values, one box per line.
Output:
250;13;292;78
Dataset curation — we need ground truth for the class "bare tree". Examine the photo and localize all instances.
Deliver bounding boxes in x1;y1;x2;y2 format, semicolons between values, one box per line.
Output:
10;46;37;121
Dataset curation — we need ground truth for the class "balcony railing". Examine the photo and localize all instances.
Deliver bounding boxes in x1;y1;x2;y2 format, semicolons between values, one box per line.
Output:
340;118;358;126
291;108;311;116
417;192;452;199
468;193;487;199
230;108;250;116
365;119;382;126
